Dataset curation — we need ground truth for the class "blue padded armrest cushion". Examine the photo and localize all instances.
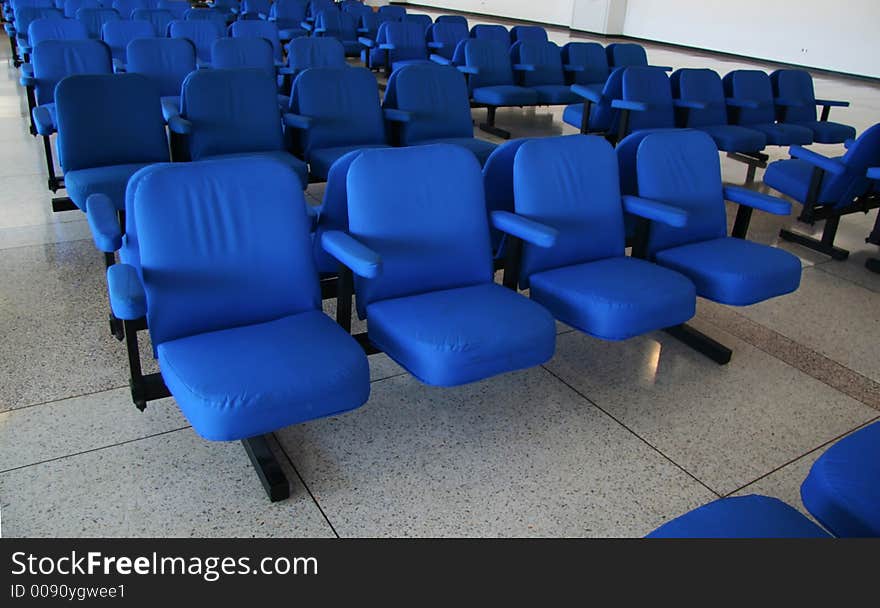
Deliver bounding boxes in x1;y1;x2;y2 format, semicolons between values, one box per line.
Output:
815;98;849;107
866;167;880;180
723;186;791;216
622;195;688;227
512;63;536;71
167;114;192;134
301;21;313;31
86;193;122;252
673;99;707;110
358;36;374;47
278;66;295;75
282;112;313;129
490;211;558;248
571;83;602;103
321;230;382;279
563;64;584;72
384;108;413;122
107;264;146;321
20;63;33;79
843;138;855;149
313;27;326;34
379;43;395;50
789;145;846;176
611;99;650;112
457;65;478;74
430;53;452;65
427;41;444;49
32;105;55;136
726;97;760;109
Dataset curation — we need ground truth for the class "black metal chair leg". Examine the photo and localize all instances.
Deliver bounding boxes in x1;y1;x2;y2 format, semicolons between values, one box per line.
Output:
242;435;290;502
665;323;732;365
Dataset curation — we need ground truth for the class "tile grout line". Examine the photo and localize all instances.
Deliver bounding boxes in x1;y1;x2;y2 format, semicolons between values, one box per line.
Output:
1;383;131;415
539;364;723;499
0;235;94;253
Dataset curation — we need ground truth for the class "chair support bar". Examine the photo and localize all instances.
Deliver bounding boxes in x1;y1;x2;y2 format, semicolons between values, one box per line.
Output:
242;435;290;502
665;323;732;365
479;106;511;139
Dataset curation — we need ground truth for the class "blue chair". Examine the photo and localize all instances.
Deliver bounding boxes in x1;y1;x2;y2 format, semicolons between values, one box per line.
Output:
12;5;62;61
482;138;531;256
304;0;333;23
509;40;581;106
268;0;307;40
764;123;880;260
183;7;227;27
311;8;360;57
469;23;507;43
131;8;172;36
23;38;113;197
509;25;546;45
500;134;696;342
425;21;467;62
722;70;814;146
27;15;89;48
104;156;371;501
310;149;364;274
770;69;856;144
609;66;677;143
285;66;389;181
375;19;431;75
560;41;608;89
127;37;196;121
326;144;557;386
435;15;467;28
170;68;308;187
230;19;283;64
356;12;393;67
403;13;432;32
620;129;801;362
63;0;100;19
383;63;497;165
157;0;188;20
169;18;224;65
340;0;369;18
55;72;168;217
285;35;345;81
606;42;646;68
112;0;148;19
102;18;154;68
377;4;405;20
237;0;269;19
210;0;239;15
76;7;119;39
461;38;539;139
211;36;275;80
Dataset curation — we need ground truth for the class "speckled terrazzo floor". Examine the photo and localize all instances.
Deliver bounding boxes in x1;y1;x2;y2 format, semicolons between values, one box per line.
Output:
1;9;878;538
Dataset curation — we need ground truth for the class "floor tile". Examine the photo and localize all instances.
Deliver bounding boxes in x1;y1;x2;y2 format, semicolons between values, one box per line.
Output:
0;175;80;230
0;219;91;250
0;428;335;538
277;367;715;537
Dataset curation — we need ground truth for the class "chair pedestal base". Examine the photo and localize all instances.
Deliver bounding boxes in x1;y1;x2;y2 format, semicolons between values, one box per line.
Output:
866;258;880;274
665;323;732;365
242;435;290;503
479;106;511;139
779;228;849;260
51;197;77;212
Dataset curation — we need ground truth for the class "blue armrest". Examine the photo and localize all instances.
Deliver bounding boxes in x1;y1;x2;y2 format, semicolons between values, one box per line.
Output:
866;167;880;180
167;114;192;135
430;53;452;65
789;145;846;176
313;27;326;34
379;42;395;50
512;63;535;71
457;65;478;75
427;41;444;49
563;64;584;72
32;105;55;136
673;99;707;110
622;195;688;227
815;98;849;108
490;211;557;248
321;230;382;279
571;83;602;104
282;112;313;129
358;36;374;47
19;72;35;87
774;97;805;107
160;97;180;123
611;99;650;112
843;138;854;149
20;62;33;79
112;58;125;73
86;193;122;252
383;108;413;123
300;21;312;31
723;186;791;216
726;98;760;109
107;264;146;321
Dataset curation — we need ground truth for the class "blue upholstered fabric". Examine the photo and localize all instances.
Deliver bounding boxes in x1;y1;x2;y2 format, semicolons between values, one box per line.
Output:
28;16;88;46
131;158;369;441
469;23;507;43
482;138;531;254
210;36;274;79
801;421;880;538
269;0;307;38
307;144;387;180
231;19;282;62
771;69;855;144
413;136;496;166
435;15;467;28
471;84;537;106
102;18;154;62
75;7;119;39
381;20;429;68
463;38;538;107
64;0;100;19
13;6;61;52
126;37;195;98
404;13;432;32
312;149;363;273
646;495;830;538
377;4;405;20
239;0;270;18
55;73;168;210
510;25;547;45
286;36;345;77
510;41;580;105
426;21;466;61
112;0;148;19
606;42;647;68
306;0;334;20
562;66;625;133
131;8;172;36
340;0;370;17
157;0;189;20
30;38;112;106
619;66;675;133
722;70;813;145
170;18;224;63
184;7;226;26
313;9;360;56
561;42;607;86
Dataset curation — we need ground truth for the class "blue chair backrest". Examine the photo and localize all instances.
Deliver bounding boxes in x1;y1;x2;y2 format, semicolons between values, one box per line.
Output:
629;129;728;255
770;69;821;123
131;8;172;35
240;0;270;17
436;15;467;28
561;41;607;86
722;70;776;125
231;19;281;61
15;6;61;39
340;0;370;17
211;36;273;79
180;68;284;160
28;16;88;46
511;40;565;87
11;0;55;13
134;158;319;347
55;72;167;172
315;8;357;42
127;36;195;97
482;137;530;253
170;18;223;62
427;21;467;60
815;123;880;206
313;148;363;273
102;18;153;61
306;0;333;19
383;63;472;145
383;20;428;62
404;13;432;32
289;66;384;154
607;42;647;68
358;12;392;39
589;65;625;133
670;68;727;128
157;0;188;19
514;135;624;282
211;0;239;13
287;36;345;72
621;66;675;131
76;7;119;39
112;0;148;19
63;0;99;19
463;38;514;89
510;25;546;45
183;7;226;25
470;23;506;43
31;38;112;105
346;144;492;317
269;0;306;28
377;4;405;20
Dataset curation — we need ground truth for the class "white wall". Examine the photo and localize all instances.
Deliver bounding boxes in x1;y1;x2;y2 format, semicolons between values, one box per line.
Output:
409;0;575;27
622;0;878;78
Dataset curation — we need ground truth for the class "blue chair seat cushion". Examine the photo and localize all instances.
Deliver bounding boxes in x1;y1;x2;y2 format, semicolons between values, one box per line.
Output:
794;120;856;145
562;102;607;132
747;122;813;146
203;150;309;189
800;421;880;537
390;58;433;72
308;144;391;180
531;84;581;105
646;495;830;538
654;236;801;306
366;282;556;387
762;157;842;204
157;310;370;442
698;124;766;153
529;257;696;341
412;137;497;166
472;85;539;107
64;162;156;211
